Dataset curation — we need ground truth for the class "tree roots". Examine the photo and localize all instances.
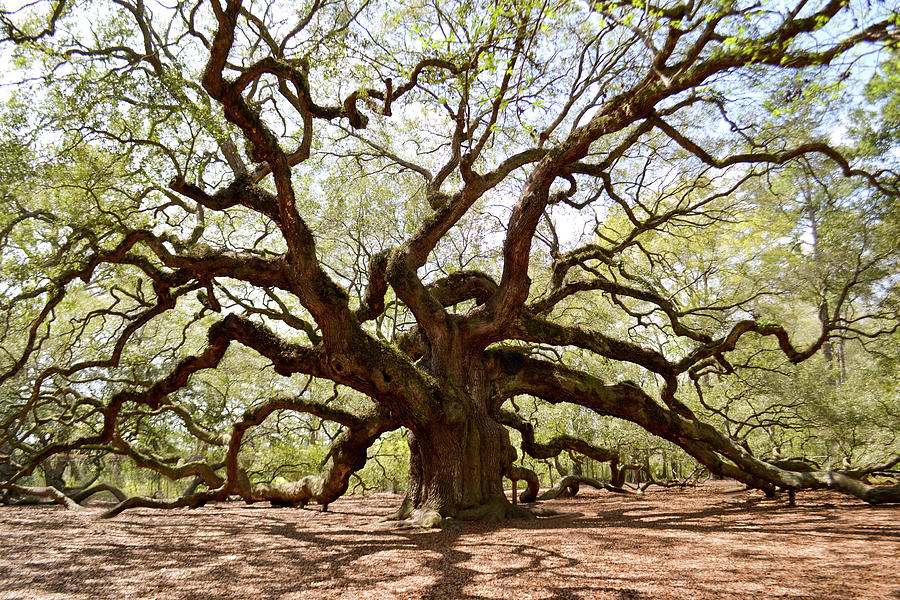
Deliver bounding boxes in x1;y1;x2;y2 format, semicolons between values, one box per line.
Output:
381;496;553;529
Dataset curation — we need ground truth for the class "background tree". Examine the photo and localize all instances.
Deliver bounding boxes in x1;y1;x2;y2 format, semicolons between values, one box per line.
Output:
1;0;899;524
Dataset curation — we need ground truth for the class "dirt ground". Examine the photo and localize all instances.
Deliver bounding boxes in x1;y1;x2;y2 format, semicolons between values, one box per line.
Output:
1;481;897;600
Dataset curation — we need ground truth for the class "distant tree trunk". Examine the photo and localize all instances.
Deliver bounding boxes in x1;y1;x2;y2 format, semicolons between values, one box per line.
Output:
41;456;68;491
610;459;626;489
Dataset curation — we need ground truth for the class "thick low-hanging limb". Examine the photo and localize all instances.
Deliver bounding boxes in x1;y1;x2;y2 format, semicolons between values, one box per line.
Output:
497;409;620;502
100;488;222;519
5;484;83;511
70;483;128;504
498;355;900;505
111;437;224;491
221;391;396;507
2;312;323;486
536;476;632;501
249;406;397;509
496;410;618;464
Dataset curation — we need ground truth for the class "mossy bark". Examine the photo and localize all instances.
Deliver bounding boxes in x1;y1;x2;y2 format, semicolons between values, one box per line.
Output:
399;415;510;518
391;349;528;524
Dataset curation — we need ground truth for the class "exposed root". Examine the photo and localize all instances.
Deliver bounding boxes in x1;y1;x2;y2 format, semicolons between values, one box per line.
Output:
454;497;534;522
381;496;414;522
381;496;580;529
529;506;582;519
406;508;446;529
724;485;753;494
377;506;450;529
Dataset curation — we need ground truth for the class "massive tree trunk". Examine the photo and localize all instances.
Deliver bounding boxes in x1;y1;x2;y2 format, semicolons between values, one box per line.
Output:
398;419;515;524
390;349;527;525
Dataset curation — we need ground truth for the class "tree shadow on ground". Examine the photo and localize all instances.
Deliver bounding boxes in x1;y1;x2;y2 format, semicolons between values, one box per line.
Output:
1;490;897;600
578;496;900;541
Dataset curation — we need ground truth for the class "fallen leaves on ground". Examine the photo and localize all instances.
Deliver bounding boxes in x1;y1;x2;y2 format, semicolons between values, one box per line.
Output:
1;481;897;600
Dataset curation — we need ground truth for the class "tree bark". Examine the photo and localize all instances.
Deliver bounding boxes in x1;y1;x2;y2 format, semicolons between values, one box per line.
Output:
537;476;631;501
395;414;527;524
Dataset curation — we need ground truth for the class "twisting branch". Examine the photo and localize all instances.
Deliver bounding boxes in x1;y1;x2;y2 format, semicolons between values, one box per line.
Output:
497;409;618;463
649;112;898;195
497;408;621;502
5;484;83;511
496;354;900;505
243;403;397;509
0;0;68;43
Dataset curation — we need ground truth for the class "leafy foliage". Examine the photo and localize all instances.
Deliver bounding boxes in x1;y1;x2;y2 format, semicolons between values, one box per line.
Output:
1;0;899;517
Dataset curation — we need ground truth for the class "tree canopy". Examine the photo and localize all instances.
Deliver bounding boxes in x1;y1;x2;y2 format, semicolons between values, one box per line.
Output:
1;0;899;523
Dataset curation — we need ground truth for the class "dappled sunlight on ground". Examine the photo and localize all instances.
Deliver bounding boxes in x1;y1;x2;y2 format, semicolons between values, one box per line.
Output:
1;481;897;599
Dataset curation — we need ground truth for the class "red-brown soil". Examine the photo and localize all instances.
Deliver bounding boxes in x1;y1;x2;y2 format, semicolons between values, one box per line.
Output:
1;481;897;599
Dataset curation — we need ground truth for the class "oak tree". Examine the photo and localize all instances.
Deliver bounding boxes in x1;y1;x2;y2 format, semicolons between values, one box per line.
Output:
1;0;899;524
